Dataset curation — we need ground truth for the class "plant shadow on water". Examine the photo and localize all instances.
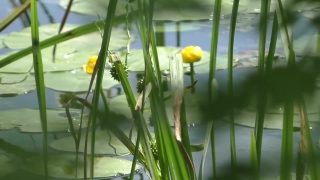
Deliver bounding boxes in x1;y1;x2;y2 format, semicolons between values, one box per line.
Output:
1;0;320;180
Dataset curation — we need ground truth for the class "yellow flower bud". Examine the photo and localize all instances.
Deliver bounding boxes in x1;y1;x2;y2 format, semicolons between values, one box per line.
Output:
180;46;203;63
83;56;98;74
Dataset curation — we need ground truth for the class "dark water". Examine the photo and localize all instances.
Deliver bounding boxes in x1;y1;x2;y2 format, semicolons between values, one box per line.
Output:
1;1;320;180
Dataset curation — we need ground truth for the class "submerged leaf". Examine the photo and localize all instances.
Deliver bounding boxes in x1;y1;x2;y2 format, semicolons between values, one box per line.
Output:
0;108;88;132
44;69;119;92
22;154;141;179
0;155;18;177
0;74;35;95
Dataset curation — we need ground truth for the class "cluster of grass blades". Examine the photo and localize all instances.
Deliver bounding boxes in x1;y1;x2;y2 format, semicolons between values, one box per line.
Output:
0;0;320;180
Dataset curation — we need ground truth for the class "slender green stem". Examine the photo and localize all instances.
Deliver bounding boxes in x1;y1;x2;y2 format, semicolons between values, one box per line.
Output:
210;122;217;179
30;0;48;179
129;130;141;180
254;0;271;167
228;0;240;177
190;63;195;93
280;100;294;180
89;1;118;179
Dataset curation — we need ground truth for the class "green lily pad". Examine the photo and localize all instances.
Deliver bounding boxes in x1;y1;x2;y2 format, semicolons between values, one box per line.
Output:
60;0;247;22
0;74;36;95
0;155;18;177
110;91;206;126
0;35;6;49
22;154;140;179
59;0;134;17
153;22;205;32
44;69;119;92
51;129;137;155
0;46;88;73
0;108;88;132
223;109;319;129
3;23;131;52
246;91;320;114
194;56;234;72
116;46;210;72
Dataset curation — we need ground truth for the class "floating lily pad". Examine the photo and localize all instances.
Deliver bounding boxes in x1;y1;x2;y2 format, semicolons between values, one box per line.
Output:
194;56;233;72
59;0;135;17
0;46;89;73
0;108;88;132
44;69;119;92
0;155;18;177
0;74;36;95
110;91;206;126
0;35;6;49
22;154;140;179
60;0;247;22
246;91;320;114
224;109;319;129
3;23;131;52
116;46;210;72
51;129;137;155
153;22;205;32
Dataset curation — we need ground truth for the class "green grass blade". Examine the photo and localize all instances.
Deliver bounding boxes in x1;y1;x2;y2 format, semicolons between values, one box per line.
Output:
280;100;294;180
133;1;192;178
250;131;259;179
30;0;48;179
199;122;213;180
89;1;118;179
228;0;239;177
275;2;296;179
110;54;160;179
208;0;221;99
208;0;221;171
210;122;217;179
266;13;279;72
254;0;271;167
275;0;295;66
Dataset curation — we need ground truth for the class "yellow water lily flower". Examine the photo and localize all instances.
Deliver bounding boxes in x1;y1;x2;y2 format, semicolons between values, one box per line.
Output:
83;56;98;74
180;46;203;63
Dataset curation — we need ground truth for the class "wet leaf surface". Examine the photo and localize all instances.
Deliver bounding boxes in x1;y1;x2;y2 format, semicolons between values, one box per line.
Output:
44;69;119;92
0;74;35;95
22;154;141;179
0;108;88;132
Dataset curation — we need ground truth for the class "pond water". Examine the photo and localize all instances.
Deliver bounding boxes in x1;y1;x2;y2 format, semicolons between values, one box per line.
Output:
0;0;320;180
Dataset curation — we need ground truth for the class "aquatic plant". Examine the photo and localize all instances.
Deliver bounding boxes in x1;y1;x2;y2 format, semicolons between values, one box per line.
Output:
0;0;320;180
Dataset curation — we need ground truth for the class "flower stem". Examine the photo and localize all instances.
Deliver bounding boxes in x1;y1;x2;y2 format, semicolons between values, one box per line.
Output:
190;62;195;93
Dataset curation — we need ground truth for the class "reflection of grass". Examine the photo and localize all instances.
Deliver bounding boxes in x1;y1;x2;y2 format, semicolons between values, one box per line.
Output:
1;0;320;180
58;93;84;109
